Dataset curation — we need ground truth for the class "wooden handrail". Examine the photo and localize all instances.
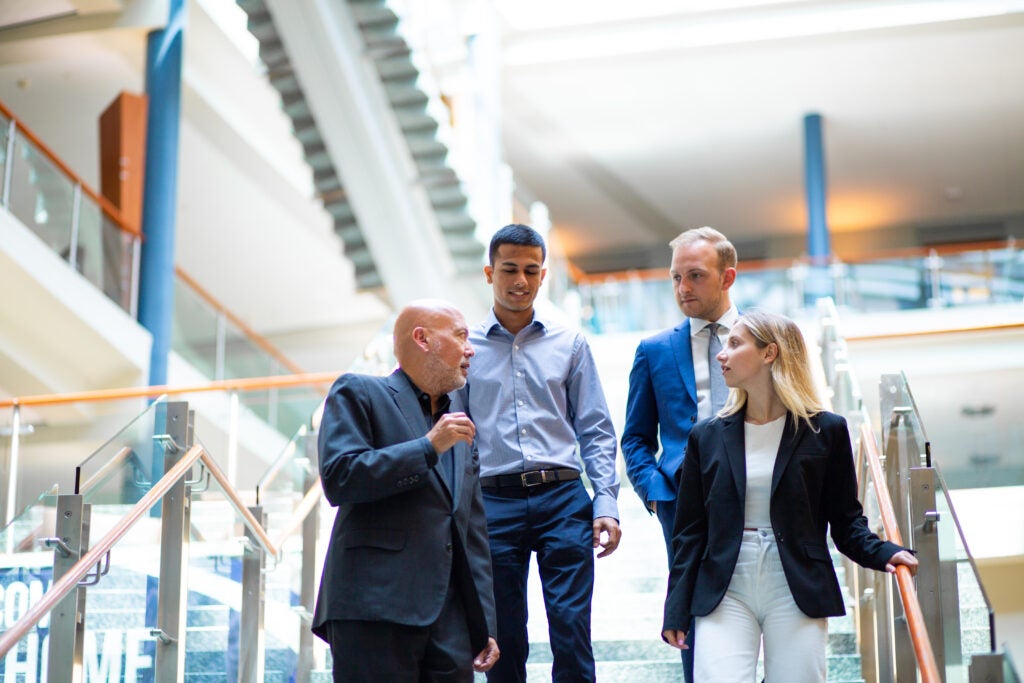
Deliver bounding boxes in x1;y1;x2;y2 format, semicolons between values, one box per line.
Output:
0;443;326;658
0;371;341;409
568;237;1021;285
0;444;207;658
0;99;140;237
859;423;942;683
199;449;278;558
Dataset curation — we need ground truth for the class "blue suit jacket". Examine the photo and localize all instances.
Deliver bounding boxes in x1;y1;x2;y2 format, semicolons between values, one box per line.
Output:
622;321;699;505
312;370;496;652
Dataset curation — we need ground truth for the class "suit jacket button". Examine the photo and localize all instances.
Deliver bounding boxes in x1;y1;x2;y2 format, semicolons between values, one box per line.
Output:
445;543;453;552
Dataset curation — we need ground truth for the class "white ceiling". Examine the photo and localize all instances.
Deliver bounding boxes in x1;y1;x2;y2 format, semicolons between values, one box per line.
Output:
497;1;1024;271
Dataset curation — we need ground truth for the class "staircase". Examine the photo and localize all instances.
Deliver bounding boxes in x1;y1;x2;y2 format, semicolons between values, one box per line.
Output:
473;490;868;682
235;0;485;292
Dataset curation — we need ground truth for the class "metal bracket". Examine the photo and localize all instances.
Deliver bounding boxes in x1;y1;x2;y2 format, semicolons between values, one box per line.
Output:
153;434;182;453
149;629;177;644
79;550;111;587
186;464;209;492
239;536;260;556
922;510;941;534
41;537;74;558
131;461;153;488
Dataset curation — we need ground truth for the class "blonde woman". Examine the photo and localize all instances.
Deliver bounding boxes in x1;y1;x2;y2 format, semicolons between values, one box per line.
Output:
662;311;917;682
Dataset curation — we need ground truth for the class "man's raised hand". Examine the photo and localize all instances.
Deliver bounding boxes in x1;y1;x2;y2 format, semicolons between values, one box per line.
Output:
427;412;476;453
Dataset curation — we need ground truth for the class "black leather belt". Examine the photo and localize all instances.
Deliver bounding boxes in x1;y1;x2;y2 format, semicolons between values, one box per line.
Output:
480;468;580;489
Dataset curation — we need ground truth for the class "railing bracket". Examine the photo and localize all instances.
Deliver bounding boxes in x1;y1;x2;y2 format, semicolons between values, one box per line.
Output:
79;550;112;587
186;464;210;492
921;510;940;534
149;629;177;644
41;537;74;558
154;434;182;453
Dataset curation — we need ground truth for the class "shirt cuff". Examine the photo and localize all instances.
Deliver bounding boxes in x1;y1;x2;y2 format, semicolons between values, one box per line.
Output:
592;492;619;521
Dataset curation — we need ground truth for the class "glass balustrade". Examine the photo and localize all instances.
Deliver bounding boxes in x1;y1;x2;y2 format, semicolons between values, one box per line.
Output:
0;398;156;528
1;115;11;198
183;424;321;681
0;486;62;680
5;134;76;259
819;300;1020;682
575;242;1024;334
74;397;173;682
880;375;1005;682
76;397;170;503
2;110;318;446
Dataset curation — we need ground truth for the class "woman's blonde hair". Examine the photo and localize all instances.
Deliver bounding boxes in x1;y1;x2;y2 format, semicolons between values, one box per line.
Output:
720;310;827;429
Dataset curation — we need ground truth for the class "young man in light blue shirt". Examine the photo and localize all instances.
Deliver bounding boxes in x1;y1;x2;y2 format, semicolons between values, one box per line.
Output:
465;224;621;683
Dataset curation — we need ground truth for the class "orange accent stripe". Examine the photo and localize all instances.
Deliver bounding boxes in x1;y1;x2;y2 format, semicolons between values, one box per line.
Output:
0;99;140;238
859;423;942;683
0;371;341;409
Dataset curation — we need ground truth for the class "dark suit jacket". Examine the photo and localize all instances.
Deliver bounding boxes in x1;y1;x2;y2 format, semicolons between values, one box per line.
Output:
663;409;904;633
622;321;699;505
311;370;497;653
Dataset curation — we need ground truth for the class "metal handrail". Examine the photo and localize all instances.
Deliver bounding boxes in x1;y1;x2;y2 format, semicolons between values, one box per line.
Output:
0;444;207;657
859;422;943;683
0;370;340;409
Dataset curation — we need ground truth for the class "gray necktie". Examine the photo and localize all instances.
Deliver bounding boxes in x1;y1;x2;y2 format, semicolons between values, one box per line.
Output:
707;322;727;413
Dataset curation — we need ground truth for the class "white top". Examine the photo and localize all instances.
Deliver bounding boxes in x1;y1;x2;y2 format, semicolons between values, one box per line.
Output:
690;305;739;420
743;415;786;529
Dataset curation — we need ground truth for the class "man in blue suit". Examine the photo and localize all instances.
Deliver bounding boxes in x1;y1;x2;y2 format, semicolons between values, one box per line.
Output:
621;227;738;683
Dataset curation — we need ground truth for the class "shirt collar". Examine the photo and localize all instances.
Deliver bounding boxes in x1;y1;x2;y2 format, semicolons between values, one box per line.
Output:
482;307;548;336
399;369;451;422
690;304;740;338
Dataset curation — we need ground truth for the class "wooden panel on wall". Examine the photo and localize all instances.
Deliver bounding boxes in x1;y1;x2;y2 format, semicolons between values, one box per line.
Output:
99;91;148;232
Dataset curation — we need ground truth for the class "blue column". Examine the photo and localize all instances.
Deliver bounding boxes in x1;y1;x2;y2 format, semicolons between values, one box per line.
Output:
138;0;186;387
803;113;833;303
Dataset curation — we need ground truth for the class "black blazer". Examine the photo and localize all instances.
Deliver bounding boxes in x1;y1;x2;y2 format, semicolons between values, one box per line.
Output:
663;409;904;634
312;370;496;652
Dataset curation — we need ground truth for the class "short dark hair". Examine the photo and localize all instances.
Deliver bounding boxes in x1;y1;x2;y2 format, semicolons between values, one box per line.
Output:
488;224;546;265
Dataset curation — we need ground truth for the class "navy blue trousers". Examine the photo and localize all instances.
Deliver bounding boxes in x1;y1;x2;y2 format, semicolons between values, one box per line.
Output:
657;496;695;683
482;479;595;683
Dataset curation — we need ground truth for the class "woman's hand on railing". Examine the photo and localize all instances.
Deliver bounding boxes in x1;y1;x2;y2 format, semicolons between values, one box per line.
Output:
886;549;919;577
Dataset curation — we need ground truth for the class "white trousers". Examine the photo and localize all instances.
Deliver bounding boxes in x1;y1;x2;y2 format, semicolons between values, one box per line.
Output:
694;529;827;683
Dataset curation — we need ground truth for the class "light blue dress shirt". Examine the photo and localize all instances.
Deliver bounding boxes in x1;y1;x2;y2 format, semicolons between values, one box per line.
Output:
466;308;620;521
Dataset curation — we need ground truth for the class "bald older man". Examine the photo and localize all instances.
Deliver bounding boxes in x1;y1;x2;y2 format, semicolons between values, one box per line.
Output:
312;300;500;682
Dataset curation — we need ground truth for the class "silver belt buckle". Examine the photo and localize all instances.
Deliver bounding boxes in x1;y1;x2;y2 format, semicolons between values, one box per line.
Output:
520;470;547;487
